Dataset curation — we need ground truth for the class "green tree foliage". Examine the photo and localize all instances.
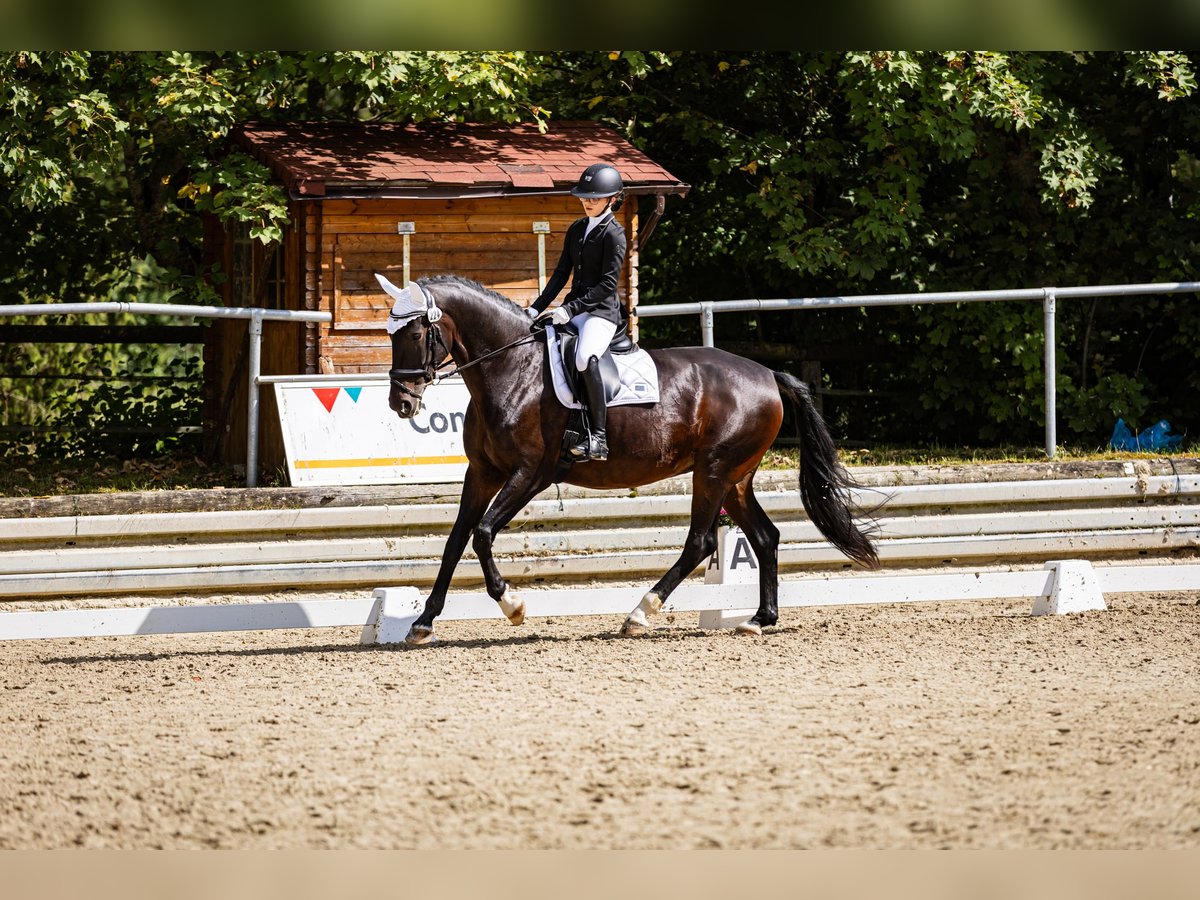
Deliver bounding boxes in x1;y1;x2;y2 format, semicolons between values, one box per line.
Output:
2;50;1198;452
1;337;201;458
0;51;544;301
539;51;1200;445
0;51;543;457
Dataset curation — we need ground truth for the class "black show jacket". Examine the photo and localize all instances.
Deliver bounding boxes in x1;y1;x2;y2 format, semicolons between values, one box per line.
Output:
530;214;627;326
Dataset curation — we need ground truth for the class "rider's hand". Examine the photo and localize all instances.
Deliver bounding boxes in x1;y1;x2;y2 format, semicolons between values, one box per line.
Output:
542;306;570;326
525;306;539;319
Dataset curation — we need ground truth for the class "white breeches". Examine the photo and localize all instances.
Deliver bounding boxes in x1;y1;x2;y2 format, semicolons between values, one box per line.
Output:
570;312;617;371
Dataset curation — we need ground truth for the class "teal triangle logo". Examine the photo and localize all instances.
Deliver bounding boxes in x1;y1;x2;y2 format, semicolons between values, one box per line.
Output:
344;387;362;403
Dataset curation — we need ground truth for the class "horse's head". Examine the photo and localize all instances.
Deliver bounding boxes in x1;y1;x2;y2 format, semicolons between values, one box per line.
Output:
378;274;451;418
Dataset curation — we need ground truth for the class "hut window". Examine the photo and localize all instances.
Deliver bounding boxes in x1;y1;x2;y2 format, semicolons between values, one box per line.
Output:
230;225;284;310
264;243;284;310
231;228;253;308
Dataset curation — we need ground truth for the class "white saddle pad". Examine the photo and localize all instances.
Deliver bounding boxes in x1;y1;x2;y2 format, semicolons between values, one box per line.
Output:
545;324;660;409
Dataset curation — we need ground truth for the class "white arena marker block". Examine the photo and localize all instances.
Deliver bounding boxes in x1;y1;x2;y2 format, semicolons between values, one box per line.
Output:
700;526;758;629
360;586;423;645
1032;560;1107;616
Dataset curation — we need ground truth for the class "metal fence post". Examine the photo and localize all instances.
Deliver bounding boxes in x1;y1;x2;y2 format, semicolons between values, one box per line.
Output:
398;222;415;287
1043;288;1057;458
533;221;550;291
701;301;714;347
246;312;264;488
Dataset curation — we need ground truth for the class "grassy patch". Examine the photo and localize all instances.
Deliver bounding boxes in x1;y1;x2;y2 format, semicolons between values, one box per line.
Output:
0;452;251;498
764;444;1191;470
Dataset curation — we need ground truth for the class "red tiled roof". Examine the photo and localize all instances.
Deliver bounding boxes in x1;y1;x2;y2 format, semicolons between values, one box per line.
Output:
231;120;690;199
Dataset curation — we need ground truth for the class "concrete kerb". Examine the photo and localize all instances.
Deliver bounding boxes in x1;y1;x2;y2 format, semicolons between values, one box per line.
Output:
3;457;1198;521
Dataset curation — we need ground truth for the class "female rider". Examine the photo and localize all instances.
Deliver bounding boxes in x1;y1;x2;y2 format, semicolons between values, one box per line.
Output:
528;163;628;462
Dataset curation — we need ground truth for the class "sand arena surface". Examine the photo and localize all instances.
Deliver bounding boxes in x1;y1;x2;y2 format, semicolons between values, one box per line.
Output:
1;590;1198;849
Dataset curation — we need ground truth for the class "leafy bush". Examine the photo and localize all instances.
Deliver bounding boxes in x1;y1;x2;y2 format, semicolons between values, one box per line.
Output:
0;339;202;459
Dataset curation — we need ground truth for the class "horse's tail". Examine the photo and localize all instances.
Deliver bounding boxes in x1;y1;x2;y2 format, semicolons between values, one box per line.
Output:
773;371;880;569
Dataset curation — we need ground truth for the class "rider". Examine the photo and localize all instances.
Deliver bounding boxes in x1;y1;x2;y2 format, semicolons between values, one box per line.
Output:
528;162;628;462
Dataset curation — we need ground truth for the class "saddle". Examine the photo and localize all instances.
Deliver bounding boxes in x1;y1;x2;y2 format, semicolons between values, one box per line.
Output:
544;322;659;409
556;322;633;403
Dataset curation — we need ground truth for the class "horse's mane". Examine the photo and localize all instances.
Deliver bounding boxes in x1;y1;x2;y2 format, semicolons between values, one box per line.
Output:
419;274;528;322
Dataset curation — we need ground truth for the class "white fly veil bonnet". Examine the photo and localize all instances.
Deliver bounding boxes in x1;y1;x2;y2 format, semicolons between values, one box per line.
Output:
376;273;442;334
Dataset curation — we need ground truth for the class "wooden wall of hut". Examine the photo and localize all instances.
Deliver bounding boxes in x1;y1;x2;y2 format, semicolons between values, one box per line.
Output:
204;194;641;478
314;196;639;373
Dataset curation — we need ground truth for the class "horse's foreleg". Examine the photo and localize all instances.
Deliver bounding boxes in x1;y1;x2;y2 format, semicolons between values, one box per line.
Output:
471;468;553;625
621;479;723;637
721;477;781;635
407;465;501;645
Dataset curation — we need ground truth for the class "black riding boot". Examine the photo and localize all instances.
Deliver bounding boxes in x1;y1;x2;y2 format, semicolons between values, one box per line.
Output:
578;355;608;461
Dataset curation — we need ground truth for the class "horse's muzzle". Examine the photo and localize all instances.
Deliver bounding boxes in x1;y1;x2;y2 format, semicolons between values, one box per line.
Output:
390;394;421;418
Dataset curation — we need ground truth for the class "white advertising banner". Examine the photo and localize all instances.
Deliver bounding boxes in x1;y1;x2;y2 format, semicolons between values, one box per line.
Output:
274;377;470;485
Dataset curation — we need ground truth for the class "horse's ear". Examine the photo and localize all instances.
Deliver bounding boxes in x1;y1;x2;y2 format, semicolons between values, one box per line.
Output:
377;273;425;331
376;273;408;303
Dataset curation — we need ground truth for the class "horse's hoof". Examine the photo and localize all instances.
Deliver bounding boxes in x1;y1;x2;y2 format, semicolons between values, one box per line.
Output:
620;617;648;637
734;619;763;636
405;624;436;646
498;590;525;626
620;591;661;637
620;608;653;636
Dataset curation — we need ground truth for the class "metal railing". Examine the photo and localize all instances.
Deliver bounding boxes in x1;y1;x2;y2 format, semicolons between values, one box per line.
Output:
634;281;1200;458
5;281;1196;487
0;302;332;487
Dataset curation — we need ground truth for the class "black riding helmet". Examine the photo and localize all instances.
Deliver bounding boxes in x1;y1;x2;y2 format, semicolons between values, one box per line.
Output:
570;163;624;199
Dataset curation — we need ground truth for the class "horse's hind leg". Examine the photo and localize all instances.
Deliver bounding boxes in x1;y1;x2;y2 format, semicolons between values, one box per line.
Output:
621;478;723;637
721;474;781;635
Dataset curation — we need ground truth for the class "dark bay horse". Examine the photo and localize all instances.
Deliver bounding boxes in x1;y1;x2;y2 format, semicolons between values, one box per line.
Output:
383;273;878;644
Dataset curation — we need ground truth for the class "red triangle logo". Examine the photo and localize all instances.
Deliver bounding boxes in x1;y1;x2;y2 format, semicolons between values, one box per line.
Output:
313;388;340;413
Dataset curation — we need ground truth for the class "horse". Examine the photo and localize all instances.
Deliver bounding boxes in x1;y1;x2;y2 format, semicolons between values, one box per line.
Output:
382;273;878;645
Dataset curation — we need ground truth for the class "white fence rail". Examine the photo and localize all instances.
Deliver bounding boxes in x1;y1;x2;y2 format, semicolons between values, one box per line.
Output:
6;561;1200;642
6;281;1198;491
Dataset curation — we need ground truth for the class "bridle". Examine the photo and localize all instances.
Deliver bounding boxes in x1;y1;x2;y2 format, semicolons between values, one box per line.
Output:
388;322;451;401
388;282;539;400
388;283;451;401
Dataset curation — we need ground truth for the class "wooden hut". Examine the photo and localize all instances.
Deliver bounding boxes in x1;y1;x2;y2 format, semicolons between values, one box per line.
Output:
202;120;688;477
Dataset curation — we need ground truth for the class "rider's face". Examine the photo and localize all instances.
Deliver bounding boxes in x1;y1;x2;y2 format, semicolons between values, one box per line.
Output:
579;196;610;216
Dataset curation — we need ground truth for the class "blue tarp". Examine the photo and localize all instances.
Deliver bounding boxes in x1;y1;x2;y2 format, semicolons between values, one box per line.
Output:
1109;418;1185;452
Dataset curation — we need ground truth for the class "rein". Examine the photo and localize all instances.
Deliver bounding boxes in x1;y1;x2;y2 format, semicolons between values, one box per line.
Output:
439;330;540;379
389;307;542;395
